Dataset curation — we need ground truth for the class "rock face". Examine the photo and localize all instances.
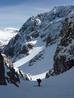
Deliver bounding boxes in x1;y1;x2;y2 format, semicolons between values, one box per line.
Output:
3;6;74;74
0;53;7;85
54;15;74;74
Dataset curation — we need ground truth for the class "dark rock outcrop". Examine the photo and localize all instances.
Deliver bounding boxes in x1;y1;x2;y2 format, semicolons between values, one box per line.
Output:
0;53;7;85
54;16;74;74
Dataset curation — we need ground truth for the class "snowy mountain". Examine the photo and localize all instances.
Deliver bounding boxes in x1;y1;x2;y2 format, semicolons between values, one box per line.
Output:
0;5;74;98
4;6;74;74
3;6;74;75
0;27;18;49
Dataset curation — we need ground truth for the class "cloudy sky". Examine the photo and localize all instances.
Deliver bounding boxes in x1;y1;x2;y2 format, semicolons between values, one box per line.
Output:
0;0;74;29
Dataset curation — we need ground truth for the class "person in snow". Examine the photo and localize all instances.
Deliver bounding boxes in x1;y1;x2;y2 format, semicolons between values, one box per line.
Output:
0;52;7;85
37;78;42;86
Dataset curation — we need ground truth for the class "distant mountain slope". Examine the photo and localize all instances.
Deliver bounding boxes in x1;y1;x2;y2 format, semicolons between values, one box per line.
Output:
0;27;18;49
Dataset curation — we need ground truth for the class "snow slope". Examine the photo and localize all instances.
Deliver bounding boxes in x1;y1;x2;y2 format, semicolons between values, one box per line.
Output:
18;43;57;75
0;67;74;98
13;46;44;68
12;35;57;76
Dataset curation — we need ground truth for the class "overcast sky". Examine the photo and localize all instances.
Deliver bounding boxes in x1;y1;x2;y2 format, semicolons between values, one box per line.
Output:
0;0;74;29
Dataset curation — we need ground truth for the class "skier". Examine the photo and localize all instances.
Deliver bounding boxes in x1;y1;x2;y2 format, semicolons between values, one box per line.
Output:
0;52;7;85
37;78;42;86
